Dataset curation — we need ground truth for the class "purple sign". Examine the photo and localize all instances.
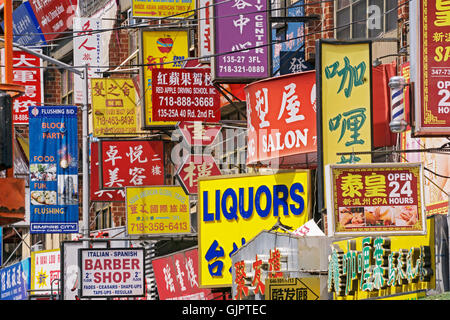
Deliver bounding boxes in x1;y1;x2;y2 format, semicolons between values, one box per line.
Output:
212;0;270;82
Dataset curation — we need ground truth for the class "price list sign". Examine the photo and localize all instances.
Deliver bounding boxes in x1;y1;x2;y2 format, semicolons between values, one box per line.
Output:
152;68;220;122
325;163;427;237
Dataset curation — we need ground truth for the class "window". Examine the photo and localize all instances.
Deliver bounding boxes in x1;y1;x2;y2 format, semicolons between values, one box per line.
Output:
336;0;398;39
94;206;112;230
61;68;74;105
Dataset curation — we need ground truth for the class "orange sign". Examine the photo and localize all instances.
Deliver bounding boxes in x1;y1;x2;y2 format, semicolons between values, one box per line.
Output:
245;71;317;165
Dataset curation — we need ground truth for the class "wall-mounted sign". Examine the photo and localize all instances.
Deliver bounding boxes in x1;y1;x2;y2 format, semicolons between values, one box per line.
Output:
265;278;320;300
132;0;195;19
176;154;221;195
328;218;435;300
245;70;317;165
0;258;30;300
410;0;450;136
6;1;46;47
91;78;138;137
126;186;191;236
198;171;311;288
151;68;220;122
177;121;221;147
197;0;212;62
325;163;427;237
30;249;60;295
79;248;145;298
29;106;79;234
140;29;189;128
211;0;270;83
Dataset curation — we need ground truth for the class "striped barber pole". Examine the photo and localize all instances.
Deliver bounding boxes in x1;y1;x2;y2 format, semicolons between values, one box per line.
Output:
388;76;408;133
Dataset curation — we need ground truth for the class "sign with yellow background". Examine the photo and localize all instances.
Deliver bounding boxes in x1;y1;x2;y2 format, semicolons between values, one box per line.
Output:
320;41;372;166
126;186;191;236
141;29;189;127
198;171;311;288
132;0;195;19
91;78;138;137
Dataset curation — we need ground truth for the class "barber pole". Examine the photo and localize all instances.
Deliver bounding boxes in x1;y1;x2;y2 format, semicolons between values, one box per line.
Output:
388;76;408;133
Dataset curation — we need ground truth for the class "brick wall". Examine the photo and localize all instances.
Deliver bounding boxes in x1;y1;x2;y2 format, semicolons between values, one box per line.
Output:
304;0;334;62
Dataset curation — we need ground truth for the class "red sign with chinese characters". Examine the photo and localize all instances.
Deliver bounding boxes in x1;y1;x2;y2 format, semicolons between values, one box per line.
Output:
176;154;221;195
152;248;213;300
328;163;426;236
178;121;221;147
245;70;317;165
90;142;125;201
415;0;450;135
152;68;220;122
4;49;43;124
99;140;164;190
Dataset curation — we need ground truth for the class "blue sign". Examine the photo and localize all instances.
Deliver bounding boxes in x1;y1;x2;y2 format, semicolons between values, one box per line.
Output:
0;258;30;300
279;50;314;75
1;2;46;47
29;106;79;233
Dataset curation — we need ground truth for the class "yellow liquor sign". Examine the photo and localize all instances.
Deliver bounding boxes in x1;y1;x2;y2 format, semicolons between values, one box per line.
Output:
198;171;311;288
91;78;138;137
140;29;189;128
125;186;191;236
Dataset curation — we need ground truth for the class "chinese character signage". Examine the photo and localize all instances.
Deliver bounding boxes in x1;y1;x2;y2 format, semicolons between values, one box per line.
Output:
245;70;317;165
177;121;221;147
211;0;270;83
74;17;103;105
126;186;191;236
79;248;145;298
410;0;450;136
91;78;138;137
132;0;195;19
98;140;164;190
0;258;30;300
198;171;311;288
29;106;79;234
325;163;427;237
140;29;189;127
1;49;44;124
151;68;220;122
177;154;221;195
152;248;212;300
318;40;372;166
198;0;213;62
31;249;60;295
90;142;125;202
328;218;435;300
265;278;320;300
28;0;74;42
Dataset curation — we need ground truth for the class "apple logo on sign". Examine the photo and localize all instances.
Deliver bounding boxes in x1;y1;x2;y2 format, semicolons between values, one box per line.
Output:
157;37;174;53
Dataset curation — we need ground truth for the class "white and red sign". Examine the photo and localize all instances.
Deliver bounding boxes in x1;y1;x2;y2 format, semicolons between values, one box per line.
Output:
177;154;221;195
245;70;317;165
152;248;212;300
1;49;43;124
80;248;145;298
99;140;164;190
197;0;213;62
177;121;221;147
151;68;220;122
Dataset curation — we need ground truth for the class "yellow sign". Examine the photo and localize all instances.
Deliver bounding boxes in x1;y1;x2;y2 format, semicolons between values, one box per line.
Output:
126;186;191;236
320;41;372;166
328;217;435;300
31;249;60;294
132;0;195;19
91;78;138;137
265;278;321;300
198;171;311;288
141;29;189;127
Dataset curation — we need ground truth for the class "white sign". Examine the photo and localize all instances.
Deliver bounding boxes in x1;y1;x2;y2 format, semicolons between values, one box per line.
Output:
73;17;103;104
31;249;61;295
198;0;212;62
291;219;325;237
80;248;145;298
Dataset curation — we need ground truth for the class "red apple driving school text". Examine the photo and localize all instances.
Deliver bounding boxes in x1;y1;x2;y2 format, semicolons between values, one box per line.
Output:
80;248;145;298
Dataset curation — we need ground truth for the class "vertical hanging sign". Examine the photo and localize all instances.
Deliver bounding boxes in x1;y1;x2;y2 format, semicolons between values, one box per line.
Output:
410;0;450;136
29;106;79;233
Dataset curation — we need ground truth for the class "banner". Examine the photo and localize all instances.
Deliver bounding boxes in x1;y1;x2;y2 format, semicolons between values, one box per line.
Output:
152;247;212;300
245;70;317;165
79;248;145;298
198;171;311;288
126;186;191;236
411;0;450;136
141;29;189;127
151;68;220;122
73;17;103;105
29;106;79;234
0;258;30;300
132;0;195;19
91;78;138;137
211;0;270;82
325;163;427;237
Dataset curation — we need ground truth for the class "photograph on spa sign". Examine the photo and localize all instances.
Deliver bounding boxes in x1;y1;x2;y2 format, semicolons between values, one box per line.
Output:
325;163;427;237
